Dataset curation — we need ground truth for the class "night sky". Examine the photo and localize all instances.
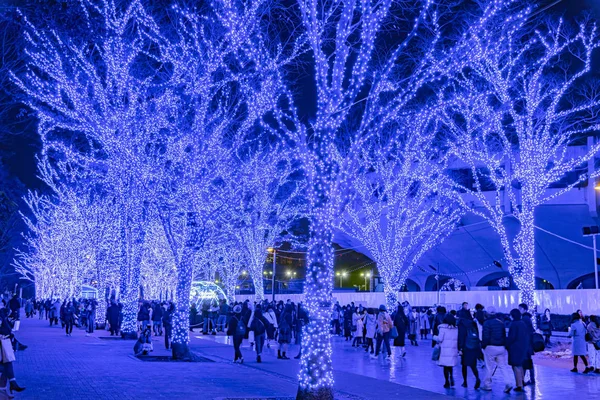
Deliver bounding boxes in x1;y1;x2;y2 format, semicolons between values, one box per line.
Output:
1;0;600;292
1;0;599;192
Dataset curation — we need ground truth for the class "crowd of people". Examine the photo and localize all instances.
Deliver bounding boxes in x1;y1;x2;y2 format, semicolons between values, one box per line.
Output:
13;293;600;396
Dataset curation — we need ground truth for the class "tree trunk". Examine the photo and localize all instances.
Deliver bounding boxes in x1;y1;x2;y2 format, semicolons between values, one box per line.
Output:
512;210;536;315
171;250;194;360
296;215;334;400
252;263;265;301
119;200;149;340
171;212;200;360
383;283;398;312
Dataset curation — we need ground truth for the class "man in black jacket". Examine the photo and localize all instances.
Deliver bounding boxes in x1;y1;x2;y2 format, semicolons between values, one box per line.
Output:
481;307;512;392
519;303;536;385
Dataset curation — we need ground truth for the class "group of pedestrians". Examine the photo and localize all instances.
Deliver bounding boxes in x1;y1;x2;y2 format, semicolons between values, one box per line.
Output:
224;299;308;363
29;297;98;336
432;302;600;394
134;300;175;351
334;301;432;357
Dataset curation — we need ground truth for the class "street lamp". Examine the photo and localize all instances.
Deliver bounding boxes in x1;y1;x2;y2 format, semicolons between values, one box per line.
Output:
360;272;371;291
268;247;277;301
337;271;347;287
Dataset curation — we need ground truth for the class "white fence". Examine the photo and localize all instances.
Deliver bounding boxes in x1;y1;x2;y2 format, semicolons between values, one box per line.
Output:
236;289;600;315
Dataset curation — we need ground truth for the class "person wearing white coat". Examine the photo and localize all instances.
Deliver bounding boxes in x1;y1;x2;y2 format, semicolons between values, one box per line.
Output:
364;309;377;354
352;311;364;347
433;314;459;388
264;307;278;348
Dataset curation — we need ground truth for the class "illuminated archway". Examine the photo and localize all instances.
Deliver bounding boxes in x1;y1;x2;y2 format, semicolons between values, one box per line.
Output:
189;281;228;306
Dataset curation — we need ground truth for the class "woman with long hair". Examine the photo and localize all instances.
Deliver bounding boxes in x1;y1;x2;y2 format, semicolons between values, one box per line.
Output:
434;314;458;389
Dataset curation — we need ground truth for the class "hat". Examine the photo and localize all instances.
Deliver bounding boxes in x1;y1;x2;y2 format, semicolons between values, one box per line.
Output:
487;306;496;314
233;305;242;314
379;304;387;312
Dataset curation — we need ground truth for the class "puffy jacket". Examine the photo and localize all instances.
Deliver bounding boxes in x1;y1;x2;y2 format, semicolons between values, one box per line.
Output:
482;317;506;348
434;324;459;367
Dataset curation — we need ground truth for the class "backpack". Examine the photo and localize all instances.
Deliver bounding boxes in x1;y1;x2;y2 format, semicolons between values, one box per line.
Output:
234;317;246;336
465;326;479;350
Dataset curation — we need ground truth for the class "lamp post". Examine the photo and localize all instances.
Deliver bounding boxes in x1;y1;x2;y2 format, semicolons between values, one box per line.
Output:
335;271;347;287
360;272;371;291
268;247;276;301
340;271;347;287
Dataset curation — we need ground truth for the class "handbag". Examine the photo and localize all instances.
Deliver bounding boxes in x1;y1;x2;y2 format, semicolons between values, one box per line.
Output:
13;320;20;332
390;326;399;339
0;338;15;363
432;344;441;361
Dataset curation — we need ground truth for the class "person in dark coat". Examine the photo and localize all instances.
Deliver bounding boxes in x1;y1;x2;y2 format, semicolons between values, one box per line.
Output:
8;296;20;320
457;308;481;389
277;305;293;359
152;303;163;336
518;303;535;385
343;307;353;341
107;301;120;336
539;309;553;346
507;309;528;392
227;305;245;363
294;303;309;359
162;303;174;349
63;302;76;336
393;305;408;357
248;305;270;363
432;306;447;348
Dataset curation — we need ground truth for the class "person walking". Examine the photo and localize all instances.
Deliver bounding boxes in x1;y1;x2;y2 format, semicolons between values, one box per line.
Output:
481;307;512;393
227;305;245;363
294;303;309;359
586;315;600;374
351;309;364;348
432;306;446;348
64;302;76;336
152;302;163;336
392;305;408;357
506;309;529;392
107;301;120;336
518;303;535;385
24;301;33;319
217;300;229;333
248;305;269;363
277;304;293;360
364;308;376;354
343;306;353;342
408;309;420;346
373;305;393;359
264;306;278;348
434;314;459;389
162;303;174;350
457;307;481;389
569;312;592;373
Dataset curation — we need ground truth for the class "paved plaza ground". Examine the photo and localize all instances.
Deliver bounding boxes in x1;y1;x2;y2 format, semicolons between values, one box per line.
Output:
7;316;600;399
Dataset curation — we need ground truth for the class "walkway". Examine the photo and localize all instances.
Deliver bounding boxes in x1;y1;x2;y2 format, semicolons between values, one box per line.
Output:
8;316;600;399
